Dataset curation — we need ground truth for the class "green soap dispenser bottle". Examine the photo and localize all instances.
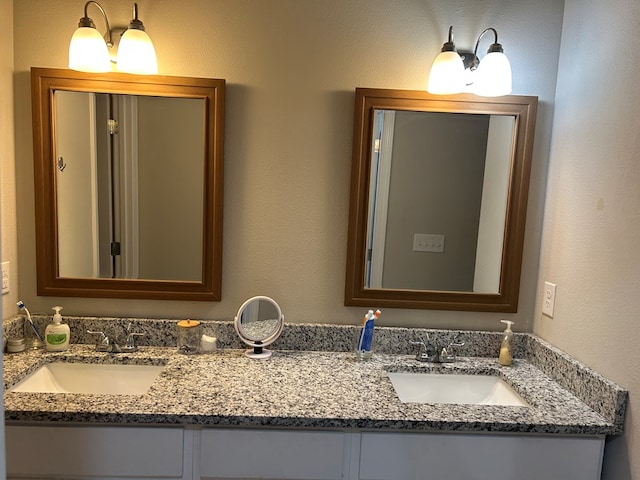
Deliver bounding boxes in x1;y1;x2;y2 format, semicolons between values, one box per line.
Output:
45;306;70;351
499;320;514;366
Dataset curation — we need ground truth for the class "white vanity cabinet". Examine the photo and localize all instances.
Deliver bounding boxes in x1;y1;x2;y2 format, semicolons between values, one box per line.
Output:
196;428;352;479
6;425;189;480
358;432;605;480
6;425;352;480
6;425;606;480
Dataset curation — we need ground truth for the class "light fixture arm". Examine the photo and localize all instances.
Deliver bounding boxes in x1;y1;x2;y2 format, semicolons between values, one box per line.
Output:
127;3;147;32
440;25;457;53
78;1;114;48
470;27;503;72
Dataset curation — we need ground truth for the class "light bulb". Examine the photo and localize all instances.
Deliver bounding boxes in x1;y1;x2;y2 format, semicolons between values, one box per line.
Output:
116;29;158;75
68;27;111;73
473;51;512;97
427;51;465;95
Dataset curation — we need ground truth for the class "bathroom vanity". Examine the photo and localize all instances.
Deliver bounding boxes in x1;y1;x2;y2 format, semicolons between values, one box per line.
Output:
3;319;627;480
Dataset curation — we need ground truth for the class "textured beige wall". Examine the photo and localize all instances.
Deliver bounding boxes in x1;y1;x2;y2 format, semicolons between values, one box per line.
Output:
1;0;12;471
1;0;17;321
534;1;639;477
9;0;563;330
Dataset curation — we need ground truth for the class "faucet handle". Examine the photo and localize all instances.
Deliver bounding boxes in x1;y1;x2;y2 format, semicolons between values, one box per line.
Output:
410;340;430;362
125;322;144;342
87;330;110;352
440;339;466;362
127;332;145;342
120;322;144;351
409;333;430;349
122;331;145;353
447;333;465;351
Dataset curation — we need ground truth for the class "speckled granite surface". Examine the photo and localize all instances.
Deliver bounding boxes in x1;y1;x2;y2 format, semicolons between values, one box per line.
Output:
2;345;615;434
3;316;627;435
3;315;527;355
524;334;627;430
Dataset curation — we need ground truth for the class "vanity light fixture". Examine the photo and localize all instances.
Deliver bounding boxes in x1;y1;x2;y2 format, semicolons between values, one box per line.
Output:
427;26;512;97
115;4;158;74
68;1;158;75
426;26;466;95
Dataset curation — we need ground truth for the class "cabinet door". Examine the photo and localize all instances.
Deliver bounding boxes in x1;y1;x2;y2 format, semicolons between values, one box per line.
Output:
199;428;349;479
6;425;185;479
359;432;604;480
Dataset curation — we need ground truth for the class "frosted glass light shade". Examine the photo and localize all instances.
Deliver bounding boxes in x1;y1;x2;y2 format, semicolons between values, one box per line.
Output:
472;51;512;97
68;27;111;73
427;51;465;95
116;29;158;75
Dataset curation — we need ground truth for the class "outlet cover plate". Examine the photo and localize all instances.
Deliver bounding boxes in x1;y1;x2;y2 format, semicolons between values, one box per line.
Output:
413;234;445;253
542;281;556;318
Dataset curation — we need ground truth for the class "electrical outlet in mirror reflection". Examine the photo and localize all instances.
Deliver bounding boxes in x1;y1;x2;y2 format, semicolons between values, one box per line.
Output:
413;234;445;253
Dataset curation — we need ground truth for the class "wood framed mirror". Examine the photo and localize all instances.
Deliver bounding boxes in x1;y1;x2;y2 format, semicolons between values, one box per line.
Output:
345;88;537;312
31;67;224;301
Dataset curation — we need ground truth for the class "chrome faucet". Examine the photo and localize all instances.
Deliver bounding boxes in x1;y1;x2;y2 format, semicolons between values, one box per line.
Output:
410;335;465;363
87;323;145;353
121;323;145;353
108;337;124;353
87;330;111;352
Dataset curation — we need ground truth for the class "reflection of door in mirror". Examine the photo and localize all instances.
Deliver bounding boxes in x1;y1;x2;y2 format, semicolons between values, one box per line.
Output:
365;110;514;294
55;91;204;281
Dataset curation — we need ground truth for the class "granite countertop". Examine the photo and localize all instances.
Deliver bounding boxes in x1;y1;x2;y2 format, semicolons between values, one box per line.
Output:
3;344;617;435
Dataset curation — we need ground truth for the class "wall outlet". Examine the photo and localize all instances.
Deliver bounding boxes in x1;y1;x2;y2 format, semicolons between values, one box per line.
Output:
413;234;445;253
542;281;557;318
2;261;9;294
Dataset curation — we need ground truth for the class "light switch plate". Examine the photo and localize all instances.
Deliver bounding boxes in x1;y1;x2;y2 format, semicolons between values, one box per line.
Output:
413;234;445;253
2;261;9;294
542;281;556;318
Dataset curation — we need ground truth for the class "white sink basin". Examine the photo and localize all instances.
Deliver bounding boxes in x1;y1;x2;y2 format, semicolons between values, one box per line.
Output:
387;372;528;406
10;362;165;395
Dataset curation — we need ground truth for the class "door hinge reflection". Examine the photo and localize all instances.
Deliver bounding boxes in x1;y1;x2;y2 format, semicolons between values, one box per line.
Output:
111;242;121;256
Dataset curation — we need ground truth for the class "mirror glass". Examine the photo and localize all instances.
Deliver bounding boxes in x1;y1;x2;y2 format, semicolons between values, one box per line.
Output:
55;91;205;281
31;67;225;300
366;109;514;293
345;89;538;312
234;296;285;359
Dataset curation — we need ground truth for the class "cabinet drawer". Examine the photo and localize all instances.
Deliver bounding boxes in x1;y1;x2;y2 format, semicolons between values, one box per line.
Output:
359;432;604;480
200;428;348;479
6;425;184;478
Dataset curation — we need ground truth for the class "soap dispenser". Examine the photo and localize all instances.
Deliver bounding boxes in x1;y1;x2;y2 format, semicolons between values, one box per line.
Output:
45;306;70;351
499;320;514;366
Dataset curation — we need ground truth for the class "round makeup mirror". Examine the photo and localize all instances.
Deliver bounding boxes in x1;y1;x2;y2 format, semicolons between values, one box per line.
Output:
234;296;285;359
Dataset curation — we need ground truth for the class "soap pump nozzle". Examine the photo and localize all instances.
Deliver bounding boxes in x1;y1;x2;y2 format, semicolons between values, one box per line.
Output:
501;319;514;331
52;306;63;324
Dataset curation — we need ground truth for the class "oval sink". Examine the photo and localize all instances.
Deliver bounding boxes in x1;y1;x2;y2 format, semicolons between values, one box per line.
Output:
10;362;165;395
387;372;528;406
